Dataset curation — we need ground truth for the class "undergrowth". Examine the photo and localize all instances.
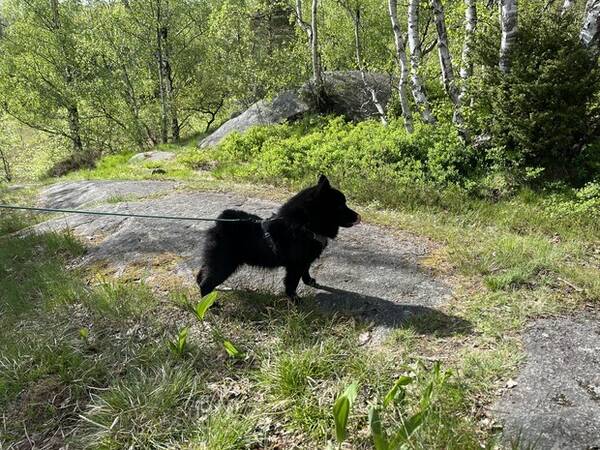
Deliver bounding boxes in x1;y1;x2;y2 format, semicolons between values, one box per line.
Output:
0;210;490;449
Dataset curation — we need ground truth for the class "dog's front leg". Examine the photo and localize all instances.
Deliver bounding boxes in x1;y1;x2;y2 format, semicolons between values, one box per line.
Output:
284;266;304;300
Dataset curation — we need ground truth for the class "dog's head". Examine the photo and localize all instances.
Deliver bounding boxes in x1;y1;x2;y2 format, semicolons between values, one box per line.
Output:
279;174;360;238
314;175;361;228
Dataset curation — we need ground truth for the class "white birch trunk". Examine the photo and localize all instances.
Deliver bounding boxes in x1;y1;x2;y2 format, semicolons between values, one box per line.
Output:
296;0;324;99
561;0;575;15
581;0;600;51
459;0;477;105
406;0;435;124
311;0;324;95
344;6;387;124
431;0;463;125
499;0;518;73
388;0;414;131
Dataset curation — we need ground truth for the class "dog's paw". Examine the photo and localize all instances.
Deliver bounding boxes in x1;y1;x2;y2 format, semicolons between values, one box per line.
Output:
302;277;317;287
286;293;301;302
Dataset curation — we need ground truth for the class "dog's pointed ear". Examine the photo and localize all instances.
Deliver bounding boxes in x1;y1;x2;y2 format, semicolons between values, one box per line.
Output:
317;174;330;189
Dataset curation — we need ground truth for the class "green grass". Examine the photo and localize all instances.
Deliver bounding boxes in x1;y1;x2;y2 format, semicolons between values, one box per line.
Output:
61;147;201;182
0;217;486;448
2;135;599;448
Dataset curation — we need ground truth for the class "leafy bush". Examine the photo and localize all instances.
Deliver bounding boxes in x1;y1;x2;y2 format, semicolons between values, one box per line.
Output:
472;10;600;182
190;116;475;208
544;181;600;223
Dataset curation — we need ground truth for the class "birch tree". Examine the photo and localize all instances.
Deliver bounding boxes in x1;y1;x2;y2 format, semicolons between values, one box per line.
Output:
153;0;180;143
561;0;575;15
339;2;387;124
431;0;463;125
51;0;83;154
459;0;477;105
406;0;435;124
295;0;325;100
387;0;413;131
581;0;600;51
499;0;518;73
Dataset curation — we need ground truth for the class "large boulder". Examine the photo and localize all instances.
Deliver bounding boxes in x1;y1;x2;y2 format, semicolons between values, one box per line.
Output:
302;70;392;121
199;90;310;148
199;71;392;148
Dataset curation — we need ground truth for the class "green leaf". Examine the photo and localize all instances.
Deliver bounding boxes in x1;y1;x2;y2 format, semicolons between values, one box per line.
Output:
368;406;389;450
78;327;89;340
392;410;428;445
223;339;242;358
383;375;412;408
193;291;218;321
168;327;189;355
420;381;434;410
333;382;358;443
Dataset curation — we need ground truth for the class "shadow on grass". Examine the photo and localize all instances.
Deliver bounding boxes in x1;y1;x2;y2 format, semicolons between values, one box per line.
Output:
311;283;472;336
216;284;472;337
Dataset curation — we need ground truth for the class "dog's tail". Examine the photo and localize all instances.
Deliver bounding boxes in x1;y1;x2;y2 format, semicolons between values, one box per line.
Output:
213;209;260;232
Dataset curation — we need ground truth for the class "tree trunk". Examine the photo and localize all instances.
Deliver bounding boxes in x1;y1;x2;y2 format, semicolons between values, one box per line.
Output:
160;26;179;142
67;105;83;153
561;0;575;15
121;65;156;147
387;0;414;131
499;0;518;73
348;6;388;124
406;0;435;124
431;0;463;125
51;0;84;153
156;29;169;144
310;0;324;99
295;0;324;103
459;0;477;106
0;147;12;182
581;0;600;51
155;0;169;144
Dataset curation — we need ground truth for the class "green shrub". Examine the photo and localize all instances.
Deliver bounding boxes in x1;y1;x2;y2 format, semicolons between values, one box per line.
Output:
472;10;600;182
200;116;474;209
544;181;600;223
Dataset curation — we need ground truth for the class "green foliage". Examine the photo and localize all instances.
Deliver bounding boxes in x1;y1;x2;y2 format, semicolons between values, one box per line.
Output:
383;375;413;408
544;181;600;222
369;407;389;450
368;362;453;449
473;10;600;182
332;381;358;444
191;291;219;321
203;116;474;208
168;327;189;356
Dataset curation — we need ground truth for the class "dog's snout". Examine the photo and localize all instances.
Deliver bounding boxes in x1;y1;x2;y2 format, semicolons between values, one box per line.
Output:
353;214;361;225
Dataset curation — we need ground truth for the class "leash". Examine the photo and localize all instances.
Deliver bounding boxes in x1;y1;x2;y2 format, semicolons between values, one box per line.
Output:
1;205;328;249
0;204;256;223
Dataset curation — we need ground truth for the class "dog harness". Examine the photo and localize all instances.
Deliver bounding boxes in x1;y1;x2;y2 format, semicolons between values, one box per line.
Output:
261;217;328;255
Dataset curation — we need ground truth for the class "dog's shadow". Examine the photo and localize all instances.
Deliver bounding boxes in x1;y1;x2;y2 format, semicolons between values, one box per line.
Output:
309;283;472;336
222;284;472;338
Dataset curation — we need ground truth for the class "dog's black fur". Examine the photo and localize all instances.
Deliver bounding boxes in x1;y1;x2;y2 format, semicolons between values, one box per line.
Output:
196;175;361;299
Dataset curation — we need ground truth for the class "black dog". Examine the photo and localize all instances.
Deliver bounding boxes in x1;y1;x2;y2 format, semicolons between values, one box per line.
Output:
196;175;361;299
